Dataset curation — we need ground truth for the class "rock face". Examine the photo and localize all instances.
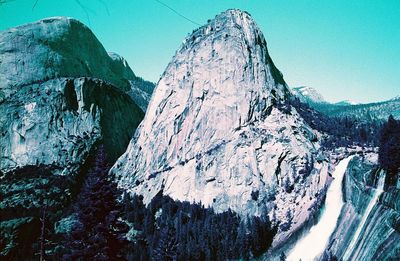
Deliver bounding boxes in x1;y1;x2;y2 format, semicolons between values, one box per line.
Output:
0;17;145;258
0;17;144;175
322;155;400;260
127;77;155;112
0;17;132;100
112;9;328;241
108;52;155;112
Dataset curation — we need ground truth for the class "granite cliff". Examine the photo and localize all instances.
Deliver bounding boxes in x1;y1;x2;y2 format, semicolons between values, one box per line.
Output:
0;17;144;258
112;9;331;244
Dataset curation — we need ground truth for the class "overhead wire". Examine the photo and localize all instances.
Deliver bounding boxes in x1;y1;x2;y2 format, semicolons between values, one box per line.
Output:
154;0;201;26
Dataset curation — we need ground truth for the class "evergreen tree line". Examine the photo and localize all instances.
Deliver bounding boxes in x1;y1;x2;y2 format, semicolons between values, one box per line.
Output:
286;98;382;148
60;108;397;260
122;192;276;261
62;145;276;260
378;115;400;186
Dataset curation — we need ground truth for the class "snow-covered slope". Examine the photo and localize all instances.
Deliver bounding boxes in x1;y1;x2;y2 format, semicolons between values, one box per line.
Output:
291;85;399;121
112;10;330;243
291;86;326;104
334;100;359;106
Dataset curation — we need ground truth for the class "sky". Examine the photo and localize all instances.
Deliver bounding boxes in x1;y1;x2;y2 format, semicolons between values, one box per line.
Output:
0;0;399;103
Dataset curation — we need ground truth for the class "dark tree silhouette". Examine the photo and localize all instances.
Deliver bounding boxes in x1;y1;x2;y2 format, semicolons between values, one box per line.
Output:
280;251;287;261
379;115;400;186
39;205;47;261
63;145;127;260
152;227;177;261
121;192;276;261
286;97;381;149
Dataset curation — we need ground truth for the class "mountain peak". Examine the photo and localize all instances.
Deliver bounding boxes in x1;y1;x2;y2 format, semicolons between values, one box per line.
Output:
144;8;290;139
213;8;254;25
172;8;288;92
5;16;85;31
0;16;133;98
112;10;321;222
185;8;255;36
335;99;359;106
292;86;326;104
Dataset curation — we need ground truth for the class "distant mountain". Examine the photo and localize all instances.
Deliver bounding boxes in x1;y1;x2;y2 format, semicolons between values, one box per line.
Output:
334;100;359;106
321;97;400;121
111;10;333;250
291;86;326;104
291;86;399;121
127;77;155;112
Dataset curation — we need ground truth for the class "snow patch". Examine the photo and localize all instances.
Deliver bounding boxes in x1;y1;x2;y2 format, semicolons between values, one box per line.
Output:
24;102;36;113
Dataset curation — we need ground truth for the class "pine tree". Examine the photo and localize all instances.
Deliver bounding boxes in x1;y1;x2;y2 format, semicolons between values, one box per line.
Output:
280;251;287;261
152;227;177;261
63;145;127;260
379;115;400;186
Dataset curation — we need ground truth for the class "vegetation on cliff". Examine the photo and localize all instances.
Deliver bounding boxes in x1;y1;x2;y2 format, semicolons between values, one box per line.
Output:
379;115;400;186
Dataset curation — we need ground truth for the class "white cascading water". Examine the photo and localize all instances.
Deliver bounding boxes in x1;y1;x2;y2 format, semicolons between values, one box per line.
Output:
342;170;386;260
287;156;354;261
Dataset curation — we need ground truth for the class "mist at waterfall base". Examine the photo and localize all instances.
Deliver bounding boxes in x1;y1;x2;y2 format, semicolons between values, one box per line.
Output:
287;157;354;261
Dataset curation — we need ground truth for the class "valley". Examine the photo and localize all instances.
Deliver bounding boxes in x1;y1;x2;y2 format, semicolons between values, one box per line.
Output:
0;7;399;261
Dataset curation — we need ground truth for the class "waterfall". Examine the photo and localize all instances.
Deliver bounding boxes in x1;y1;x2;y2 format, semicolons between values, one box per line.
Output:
342;171;386;260
287;156;354;261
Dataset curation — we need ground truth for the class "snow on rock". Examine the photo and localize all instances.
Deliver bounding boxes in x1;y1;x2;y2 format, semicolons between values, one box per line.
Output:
291;86;326;104
108;52;136;81
112;9;327;240
335;99;359;106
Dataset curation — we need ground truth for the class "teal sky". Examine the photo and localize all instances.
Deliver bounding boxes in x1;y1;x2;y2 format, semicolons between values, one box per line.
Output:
1;0;399;103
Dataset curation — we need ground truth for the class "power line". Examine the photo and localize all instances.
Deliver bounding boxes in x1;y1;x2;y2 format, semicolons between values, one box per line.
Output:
154;0;201;26
30;0;92;26
32;0;39;10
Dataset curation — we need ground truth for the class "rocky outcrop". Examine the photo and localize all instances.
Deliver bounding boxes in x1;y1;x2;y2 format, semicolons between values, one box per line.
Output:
322;155;400;260
0;17;144;258
112;9;328;243
127;77;155;112
0;17;133;99
0;17;144;175
108;52;155;112
108;52;137;82
0;17;154;112
0;77;143;175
